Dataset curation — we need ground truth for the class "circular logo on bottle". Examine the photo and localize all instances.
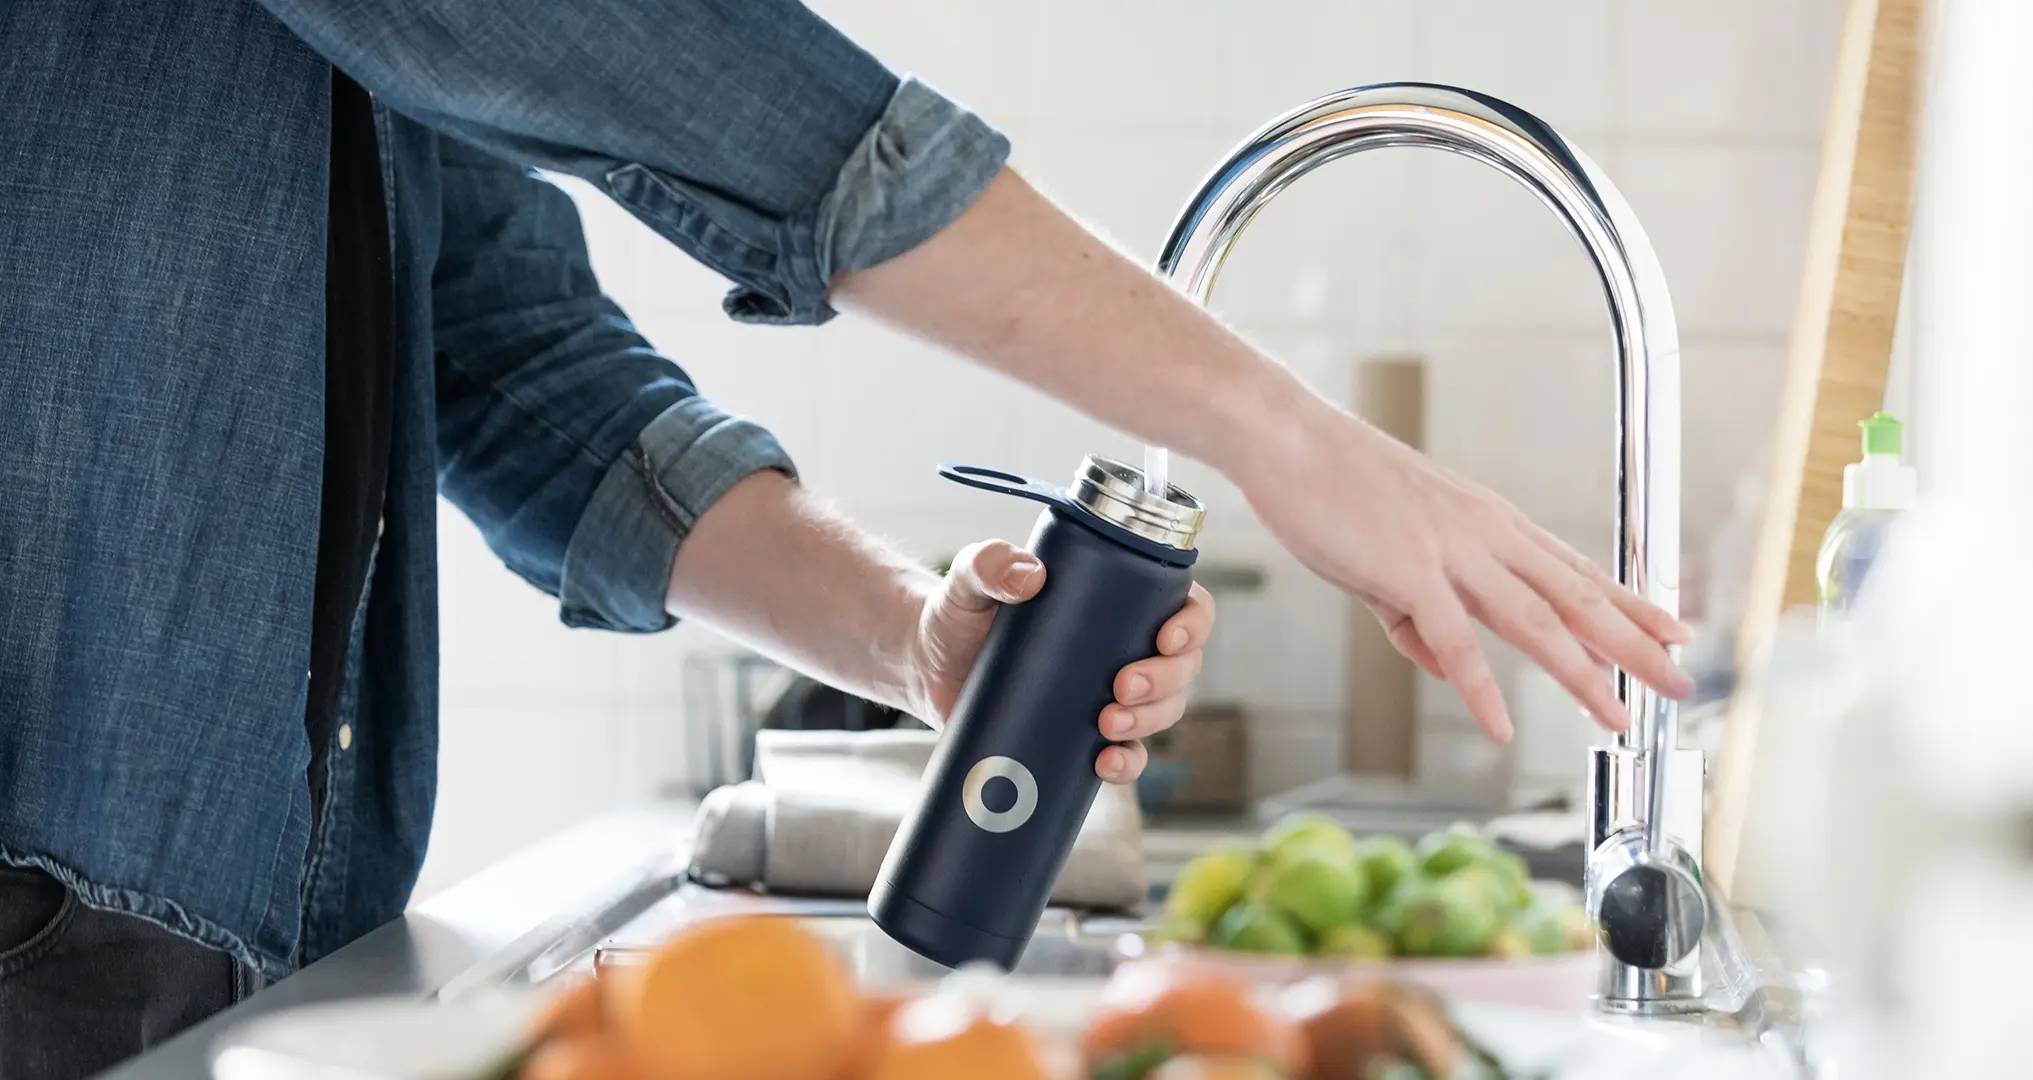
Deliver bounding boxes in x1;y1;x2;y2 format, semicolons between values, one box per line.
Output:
961;755;1039;834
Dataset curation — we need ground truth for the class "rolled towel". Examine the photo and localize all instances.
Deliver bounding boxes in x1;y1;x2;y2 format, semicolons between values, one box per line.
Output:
688;729;1146;911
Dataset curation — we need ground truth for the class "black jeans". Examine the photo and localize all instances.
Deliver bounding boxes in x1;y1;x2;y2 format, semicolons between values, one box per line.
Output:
0;866;260;1080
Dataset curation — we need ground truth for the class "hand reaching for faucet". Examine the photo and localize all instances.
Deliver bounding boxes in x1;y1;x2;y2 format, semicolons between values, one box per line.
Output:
832;167;1693;741
1234;394;1693;740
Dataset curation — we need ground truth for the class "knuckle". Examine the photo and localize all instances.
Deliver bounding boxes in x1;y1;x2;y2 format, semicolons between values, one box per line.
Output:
1524;601;1565;637
1441;643;1485;675
1566;574;1613;617
950;539;996;574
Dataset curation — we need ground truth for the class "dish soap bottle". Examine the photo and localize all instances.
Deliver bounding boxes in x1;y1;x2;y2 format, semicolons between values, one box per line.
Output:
1817;412;1917;619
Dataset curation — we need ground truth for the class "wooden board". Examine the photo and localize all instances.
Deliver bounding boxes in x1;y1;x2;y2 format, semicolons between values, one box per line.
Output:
1705;0;1929;900
1345;356;1425;778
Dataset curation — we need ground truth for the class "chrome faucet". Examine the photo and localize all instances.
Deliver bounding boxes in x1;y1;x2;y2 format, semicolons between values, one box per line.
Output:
1151;83;1707;1014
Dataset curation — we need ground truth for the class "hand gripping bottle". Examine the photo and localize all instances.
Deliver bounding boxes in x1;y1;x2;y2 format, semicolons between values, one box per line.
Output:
870;457;1204;969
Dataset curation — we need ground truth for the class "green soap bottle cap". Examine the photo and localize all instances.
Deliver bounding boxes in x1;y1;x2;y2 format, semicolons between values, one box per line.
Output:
1860;412;1903;456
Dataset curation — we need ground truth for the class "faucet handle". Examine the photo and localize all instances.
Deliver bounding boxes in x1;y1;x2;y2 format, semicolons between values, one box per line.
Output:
1593;841;1707;969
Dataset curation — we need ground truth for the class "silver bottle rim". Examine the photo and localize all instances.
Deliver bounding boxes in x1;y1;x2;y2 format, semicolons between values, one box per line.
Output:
1070;456;1205;551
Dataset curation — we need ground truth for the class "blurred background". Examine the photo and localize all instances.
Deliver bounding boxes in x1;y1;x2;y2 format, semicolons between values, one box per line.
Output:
415;0;1862;900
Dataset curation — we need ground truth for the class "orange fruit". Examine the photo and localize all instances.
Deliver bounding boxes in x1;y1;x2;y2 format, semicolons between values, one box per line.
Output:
608;915;858;1080
1083;963;1307;1076
529;976;606;1044
1284;978;1387;1080
868;994;1068;1080
518;1036;647;1080
837;991;914;1080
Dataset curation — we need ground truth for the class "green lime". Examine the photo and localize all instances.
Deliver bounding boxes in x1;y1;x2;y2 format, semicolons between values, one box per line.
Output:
1413;828;1500;878
1447;864;1527;923
1491;850;1534;911
1489;926;1534;959
1209;902;1308;956
1503;901;1570;956
1554;904;1597;952
1352;835;1416;910
1368;873;1416;939
1257;850;1365;938
1145;914;1208;947
1261;812;1358;865
1387;872;1501;957
1318;922;1393;961
1163;847;1256;934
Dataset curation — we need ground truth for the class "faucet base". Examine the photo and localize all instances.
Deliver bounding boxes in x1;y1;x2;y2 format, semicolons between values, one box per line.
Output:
1586;746;1710;1015
1595;986;1709;1016
1596;936;1706;1014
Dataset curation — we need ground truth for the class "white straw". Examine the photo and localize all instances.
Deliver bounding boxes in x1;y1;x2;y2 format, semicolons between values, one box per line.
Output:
1141;445;1170;497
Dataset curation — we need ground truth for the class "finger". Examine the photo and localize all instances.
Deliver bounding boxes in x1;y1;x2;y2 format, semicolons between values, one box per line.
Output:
1114;649;1204;706
1410;587;1513;742
1504;541;1693;699
1100;693;1189;742
1455;557;1628;734
1156;583;1216;655
943;539;1044;612
1097;740;1148;784
1385;619;1449;682
1521;518;1692;645
1372;602;1448;681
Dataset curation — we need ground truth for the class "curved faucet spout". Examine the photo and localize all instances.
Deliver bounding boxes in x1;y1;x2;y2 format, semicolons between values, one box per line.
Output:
1150;81;1681;745
1154;82;1705;1013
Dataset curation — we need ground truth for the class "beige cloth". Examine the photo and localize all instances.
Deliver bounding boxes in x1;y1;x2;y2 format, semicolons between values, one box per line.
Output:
687;729;1146;911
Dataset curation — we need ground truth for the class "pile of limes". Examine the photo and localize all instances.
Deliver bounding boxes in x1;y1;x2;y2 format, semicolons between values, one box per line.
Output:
1158;814;1592;961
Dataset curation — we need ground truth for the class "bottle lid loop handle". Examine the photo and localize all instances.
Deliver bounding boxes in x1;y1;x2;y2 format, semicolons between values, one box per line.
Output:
938;462;1201;568
937;465;1066;508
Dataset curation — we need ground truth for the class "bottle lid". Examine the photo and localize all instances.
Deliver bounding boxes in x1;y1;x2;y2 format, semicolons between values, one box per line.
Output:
1070;456;1205;551
1860;412;1903;455
1843;412;1917;511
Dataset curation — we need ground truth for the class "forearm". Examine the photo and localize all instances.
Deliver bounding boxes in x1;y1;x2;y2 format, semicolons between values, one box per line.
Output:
830;167;1328;486
664;470;934;716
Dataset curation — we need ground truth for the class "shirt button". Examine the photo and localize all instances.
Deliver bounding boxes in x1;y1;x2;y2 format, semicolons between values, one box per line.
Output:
339;724;353;751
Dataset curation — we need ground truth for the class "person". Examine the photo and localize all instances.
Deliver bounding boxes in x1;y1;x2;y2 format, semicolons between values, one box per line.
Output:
0;1;1691;1075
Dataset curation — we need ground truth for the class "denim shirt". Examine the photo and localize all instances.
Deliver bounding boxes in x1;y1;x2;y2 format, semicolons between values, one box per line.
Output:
0;0;1008;978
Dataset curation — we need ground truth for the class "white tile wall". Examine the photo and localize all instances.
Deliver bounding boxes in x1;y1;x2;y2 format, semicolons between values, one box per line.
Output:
1613;140;1823;336
413;699;629;902
1611;0;1843;139
1026;0;1236;130
1423;0;1616;136
1220;1;1423;129
1411;153;1621;333
420;0;1845;896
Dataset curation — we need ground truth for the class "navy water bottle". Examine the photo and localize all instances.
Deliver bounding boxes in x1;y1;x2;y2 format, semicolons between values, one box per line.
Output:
870;456;1205;969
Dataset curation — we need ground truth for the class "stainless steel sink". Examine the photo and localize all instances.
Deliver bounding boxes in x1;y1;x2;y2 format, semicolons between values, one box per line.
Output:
430;864;1133;1002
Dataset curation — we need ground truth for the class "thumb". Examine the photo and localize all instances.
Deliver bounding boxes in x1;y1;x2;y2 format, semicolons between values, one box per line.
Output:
942;539;1045;614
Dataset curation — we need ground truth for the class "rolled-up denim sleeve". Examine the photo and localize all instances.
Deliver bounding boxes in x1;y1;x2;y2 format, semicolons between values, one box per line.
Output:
259;0;1010;324
559;398;795;632
434;136;794;634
